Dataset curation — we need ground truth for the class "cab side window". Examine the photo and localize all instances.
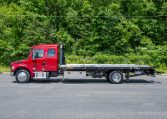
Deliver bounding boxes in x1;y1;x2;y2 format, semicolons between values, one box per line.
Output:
33;49;44;58
48;49;55;57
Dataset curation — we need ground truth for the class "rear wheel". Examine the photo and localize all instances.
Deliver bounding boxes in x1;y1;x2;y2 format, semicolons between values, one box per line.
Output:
15;70;30;83
108;71;123;84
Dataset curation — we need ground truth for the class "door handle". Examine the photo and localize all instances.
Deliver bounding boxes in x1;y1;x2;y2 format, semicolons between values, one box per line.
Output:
42;62;46;66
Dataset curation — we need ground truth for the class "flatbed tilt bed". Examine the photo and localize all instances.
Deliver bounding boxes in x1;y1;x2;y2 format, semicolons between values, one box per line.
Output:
61;64;152;70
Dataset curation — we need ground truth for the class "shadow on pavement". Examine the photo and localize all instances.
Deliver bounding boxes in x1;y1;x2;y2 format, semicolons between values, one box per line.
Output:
125;79;161;84
12;79;161;84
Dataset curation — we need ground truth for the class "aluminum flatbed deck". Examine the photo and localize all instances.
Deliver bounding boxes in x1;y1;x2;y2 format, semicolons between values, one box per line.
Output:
60;64;153;70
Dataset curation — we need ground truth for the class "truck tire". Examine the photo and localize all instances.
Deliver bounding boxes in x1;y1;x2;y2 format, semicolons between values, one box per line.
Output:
108;71;123;84
15;70;30;83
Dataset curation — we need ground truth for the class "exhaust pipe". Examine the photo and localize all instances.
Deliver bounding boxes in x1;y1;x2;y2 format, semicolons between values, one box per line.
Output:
59;44;65;66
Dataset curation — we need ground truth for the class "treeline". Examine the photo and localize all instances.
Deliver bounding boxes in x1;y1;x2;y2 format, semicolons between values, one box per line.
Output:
0;0;167;71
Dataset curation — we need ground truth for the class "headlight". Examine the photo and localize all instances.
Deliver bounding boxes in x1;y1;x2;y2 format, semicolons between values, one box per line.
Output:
12;66;15;70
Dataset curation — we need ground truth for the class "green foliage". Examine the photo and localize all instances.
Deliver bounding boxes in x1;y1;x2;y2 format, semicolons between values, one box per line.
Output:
0;0;166;72
0;65;10;72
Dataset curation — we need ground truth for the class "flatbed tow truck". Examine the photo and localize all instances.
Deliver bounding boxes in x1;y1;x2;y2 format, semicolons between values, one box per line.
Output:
10;44;154;84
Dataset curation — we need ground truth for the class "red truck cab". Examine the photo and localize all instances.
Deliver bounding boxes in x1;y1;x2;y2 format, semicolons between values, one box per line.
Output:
11;44;59;82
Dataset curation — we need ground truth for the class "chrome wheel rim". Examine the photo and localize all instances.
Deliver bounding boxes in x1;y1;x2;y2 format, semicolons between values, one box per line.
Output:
112;73;122;83
17;72;27;82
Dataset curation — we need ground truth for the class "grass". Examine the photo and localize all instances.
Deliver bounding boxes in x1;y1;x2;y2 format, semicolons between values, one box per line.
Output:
156;66;167;74
0;65;10;73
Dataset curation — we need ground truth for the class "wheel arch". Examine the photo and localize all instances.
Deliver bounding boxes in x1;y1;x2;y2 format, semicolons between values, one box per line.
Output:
14;67;32;78
105;69;124;76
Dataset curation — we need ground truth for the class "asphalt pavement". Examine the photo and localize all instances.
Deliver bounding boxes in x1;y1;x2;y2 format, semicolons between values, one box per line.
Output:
0;74;167;119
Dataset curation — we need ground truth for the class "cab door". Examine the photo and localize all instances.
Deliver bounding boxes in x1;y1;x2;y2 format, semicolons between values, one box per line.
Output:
33;49;46;71
45;48;58;71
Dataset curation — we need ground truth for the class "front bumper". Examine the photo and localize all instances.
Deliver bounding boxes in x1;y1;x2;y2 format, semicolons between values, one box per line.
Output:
10;72;14;77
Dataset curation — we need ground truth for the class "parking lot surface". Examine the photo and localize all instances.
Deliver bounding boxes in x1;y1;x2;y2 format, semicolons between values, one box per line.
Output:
0;74;167;119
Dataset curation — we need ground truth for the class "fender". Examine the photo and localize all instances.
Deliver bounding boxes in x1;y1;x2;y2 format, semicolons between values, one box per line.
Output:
12;64;34;78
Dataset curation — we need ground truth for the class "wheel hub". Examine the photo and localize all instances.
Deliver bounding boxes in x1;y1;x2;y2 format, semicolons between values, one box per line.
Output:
112;73;122;82
17;72;27;82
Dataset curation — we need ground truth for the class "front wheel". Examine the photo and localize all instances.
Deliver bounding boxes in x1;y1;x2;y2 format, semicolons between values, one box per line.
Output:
108;71;123;84
15;70;30;83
